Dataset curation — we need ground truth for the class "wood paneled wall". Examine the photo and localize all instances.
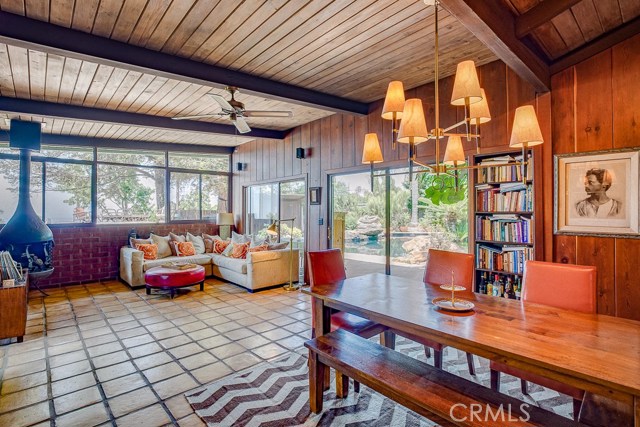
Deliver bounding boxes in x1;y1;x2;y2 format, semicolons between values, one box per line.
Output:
233;42;640;320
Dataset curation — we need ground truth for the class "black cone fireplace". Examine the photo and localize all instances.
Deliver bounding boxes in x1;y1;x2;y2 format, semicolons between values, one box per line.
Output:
0;120;54;281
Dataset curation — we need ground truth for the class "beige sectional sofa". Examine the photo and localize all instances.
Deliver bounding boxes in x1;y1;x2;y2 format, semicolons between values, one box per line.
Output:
119;246;299;292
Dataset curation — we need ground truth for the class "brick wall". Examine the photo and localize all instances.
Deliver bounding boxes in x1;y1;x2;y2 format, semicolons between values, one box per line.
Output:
23;223;221;288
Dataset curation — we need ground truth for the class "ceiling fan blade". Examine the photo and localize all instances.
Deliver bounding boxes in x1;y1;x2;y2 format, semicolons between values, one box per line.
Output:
207;93;234;111
244;110;293;118
233;116;252;134
172;113;225;120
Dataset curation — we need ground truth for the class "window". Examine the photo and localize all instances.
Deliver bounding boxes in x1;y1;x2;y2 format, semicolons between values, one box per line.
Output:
170;172;228;221
97;148;165;167
169;152;229;171
0;159;20;223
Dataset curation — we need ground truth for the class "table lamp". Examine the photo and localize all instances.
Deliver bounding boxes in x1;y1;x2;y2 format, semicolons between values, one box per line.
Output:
216;213;234;240
266;218;297;291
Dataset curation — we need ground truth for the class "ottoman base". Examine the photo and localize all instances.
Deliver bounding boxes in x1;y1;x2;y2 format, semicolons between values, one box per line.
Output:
145;281;204;299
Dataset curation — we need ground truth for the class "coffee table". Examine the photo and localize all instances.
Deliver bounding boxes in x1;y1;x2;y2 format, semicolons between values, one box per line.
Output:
144;265;206;299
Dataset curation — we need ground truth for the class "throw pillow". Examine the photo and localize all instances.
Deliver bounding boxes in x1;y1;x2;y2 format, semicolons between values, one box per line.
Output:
202;233;223;241
268;242;289;250
130;237;152;249
135;243;158;260
176;241;196;257
150;234;172;259
187;232;206;254
221;241;235;257
169;233;186;256
230;242;250;259
231;231;251;244
250;235;267;248
212;239;231;254
248;243;269;253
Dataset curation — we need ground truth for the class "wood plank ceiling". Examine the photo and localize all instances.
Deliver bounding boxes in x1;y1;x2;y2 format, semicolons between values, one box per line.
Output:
0;0;497;147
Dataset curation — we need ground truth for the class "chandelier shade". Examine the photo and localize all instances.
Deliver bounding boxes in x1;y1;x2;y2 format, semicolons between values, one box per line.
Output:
397;99;428;144
443;135;466;165
469;88;491;124
450;60;483;106
381;81;405;120
509;105;544;148
362;133;384;164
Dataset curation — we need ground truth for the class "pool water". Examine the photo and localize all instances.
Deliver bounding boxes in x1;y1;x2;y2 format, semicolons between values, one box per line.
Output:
344;235;414;258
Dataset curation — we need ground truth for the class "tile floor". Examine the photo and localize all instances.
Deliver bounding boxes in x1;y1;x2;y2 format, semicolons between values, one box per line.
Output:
0;278;312;427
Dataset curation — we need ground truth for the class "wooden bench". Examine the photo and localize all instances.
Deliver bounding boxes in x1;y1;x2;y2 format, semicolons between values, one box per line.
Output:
305;329;586;427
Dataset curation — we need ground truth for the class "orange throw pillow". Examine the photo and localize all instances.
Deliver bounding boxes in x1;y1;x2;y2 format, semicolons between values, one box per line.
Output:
177;241;196;257
230;242;250;259
136;243;158;260
212;239;231;254
248;243;269;253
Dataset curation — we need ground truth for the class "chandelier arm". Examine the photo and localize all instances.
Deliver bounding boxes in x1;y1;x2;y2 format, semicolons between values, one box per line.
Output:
434;0;441;174
442;119;467;133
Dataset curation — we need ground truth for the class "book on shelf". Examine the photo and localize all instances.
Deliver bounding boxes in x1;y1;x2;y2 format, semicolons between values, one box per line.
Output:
476;153;532;183
476;184;533;212
476;216;532;243
475;244;534;274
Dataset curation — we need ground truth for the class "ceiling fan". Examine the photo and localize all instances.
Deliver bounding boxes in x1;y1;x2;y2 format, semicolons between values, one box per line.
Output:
172;86;293;134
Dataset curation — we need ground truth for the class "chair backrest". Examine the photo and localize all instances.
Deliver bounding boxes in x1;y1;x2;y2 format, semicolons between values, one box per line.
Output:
423;249;474;291
522;260;596;313
307;249;346;289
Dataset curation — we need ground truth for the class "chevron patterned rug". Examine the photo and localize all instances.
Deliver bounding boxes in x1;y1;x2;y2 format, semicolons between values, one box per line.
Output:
186;337;573;426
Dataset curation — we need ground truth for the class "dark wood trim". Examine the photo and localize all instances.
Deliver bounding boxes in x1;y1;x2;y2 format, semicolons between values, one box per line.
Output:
0;12;369;116
441;0;550;92
515;0;582;39
550;15;640;74
0;96;284;140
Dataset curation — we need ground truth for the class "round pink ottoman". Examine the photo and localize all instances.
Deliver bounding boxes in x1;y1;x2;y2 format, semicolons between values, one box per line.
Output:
144;265;206;298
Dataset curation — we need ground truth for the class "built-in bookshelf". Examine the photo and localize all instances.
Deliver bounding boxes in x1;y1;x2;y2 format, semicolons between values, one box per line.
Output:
472;151;535;300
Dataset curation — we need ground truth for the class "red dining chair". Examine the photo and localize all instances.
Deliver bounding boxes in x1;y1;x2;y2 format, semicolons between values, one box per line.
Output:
490;260;597;420
391;249;477;373
307;249;388;394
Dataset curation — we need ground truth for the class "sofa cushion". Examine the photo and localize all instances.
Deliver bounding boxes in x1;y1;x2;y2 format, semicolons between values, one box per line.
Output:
143;254;211;271
177;241;196;256
187;232;206;254
169;232;186;256
230;242;250;259
268;242;289;250
210;254;247;274
150;234;172;259
130;237;152;248
135;243;158;260
231;231;250;244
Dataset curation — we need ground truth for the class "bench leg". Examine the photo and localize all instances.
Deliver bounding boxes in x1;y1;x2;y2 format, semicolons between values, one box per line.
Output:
200;281;204;291
466;352;476;376
424;346;431;358
323;368;330;391
433;349;443;369
354;380;360;393
380;330;396;349
490;369;501;391
146;286;151;295
572;398;581;421
336;372;349;398
308;351;325;414
521;379;528;395
170;289;175;299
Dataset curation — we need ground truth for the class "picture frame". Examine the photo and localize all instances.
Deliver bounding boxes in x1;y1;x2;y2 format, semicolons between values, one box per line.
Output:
309;187;321;205
554;148;640;238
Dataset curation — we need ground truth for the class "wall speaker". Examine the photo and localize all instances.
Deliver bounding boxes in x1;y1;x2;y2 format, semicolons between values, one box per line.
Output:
237;162;247;171
296;147;306;159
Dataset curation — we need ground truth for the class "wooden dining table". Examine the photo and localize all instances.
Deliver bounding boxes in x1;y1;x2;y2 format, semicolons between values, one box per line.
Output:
306;273;640;426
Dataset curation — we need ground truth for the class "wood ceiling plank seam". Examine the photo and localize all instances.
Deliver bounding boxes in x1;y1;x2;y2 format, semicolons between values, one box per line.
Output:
144;0;198;51
91;0;125;38
0;0;25;15
204;0;288;66
176;0;240;59
104;123;125;139
43;52;65;102
50;118;63;134
241;0;366;77
550;10;587;53
104;70;145;110
92;67;130;109
593;0;623;32
619;0;640;22
70;0;99;33
294;6;438;89
272;0;421;83
110;0;147;43
146;81;202;116
159;0;222;55
27;49;47;101
68;59;97;104
133;77;181;114
89;122;108;137
237;0;359;74
163;84;212;117
60;118;73;134
571;0;604;43
82;63;116;107
84;121;102;137
188;0;268;63
134;80;186;114
94;122;112;138
0;43;16;97
213;0;310;68
49;0;75;27
525;23;560;60
122;74;167;112
508;0;539;14
25;0;49;21
127;0;173;46
7;44;30;98
77;120;95;135
170;95;220;119
113;72;156;110
69;118;84;134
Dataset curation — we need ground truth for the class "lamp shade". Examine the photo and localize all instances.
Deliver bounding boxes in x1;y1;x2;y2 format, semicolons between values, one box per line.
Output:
381;81;405;120
509;105;544;148
450;60;483;106
397;99;428;144
362;133;383;163
216;212;234;226
443;135;466;165
469;88;491;124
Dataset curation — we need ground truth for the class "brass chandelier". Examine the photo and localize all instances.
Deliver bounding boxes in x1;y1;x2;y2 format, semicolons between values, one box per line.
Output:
361;0;543;189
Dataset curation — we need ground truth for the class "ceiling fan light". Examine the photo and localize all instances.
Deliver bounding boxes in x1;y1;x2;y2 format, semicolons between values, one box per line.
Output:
469;88;491;124
451;60;482;106
443;135;466;165
381;81;405;120
510;105;543;148
397;99;428;144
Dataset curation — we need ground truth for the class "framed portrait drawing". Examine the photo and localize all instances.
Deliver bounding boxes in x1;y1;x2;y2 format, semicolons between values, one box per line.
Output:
554;148;640;237
309;187;321;205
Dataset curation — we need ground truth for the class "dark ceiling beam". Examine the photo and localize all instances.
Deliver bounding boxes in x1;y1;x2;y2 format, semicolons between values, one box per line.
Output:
550;15;640;74
0;97;286;140
441;0;550;92
0;133;235;154
0;11;369;116
515;0;582;39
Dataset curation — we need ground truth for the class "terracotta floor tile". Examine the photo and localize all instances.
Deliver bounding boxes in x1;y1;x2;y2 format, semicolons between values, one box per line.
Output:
101;372;147;399
47;341;84;357
83;333;118;348
169;343;204;359
261;328;294;341
86;341;124;358
51;372;97;397
236;334;271;350
171;315;198;326
121;333;155;348
164;394;193;420
179;351;217;371
0;370;48;395
6;348;46;366
223;352;262;372
159;335;191;349
177;413;207;427
54;385;102;414
213;321;242;334
186;328;217;341
115;403;171;427
209;342;245;359
151;328;183;340
152;373;198;399
56;402;109;427
191;362;233;384
95;360;136;382
128;342;162;359
278;334;308;350
81;327;112;339
145;321;174;333
108;386;158;418
0;400;50;427
115;326;147;339
0;383;49;413
133;352;173;371
248;322;278;333
91;350;130;369
50;360;92;382
49;349;87;368
197;335;231;350
252;342;290;360
224;328;254;341
143;362;184;383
